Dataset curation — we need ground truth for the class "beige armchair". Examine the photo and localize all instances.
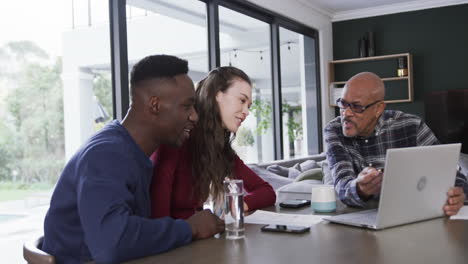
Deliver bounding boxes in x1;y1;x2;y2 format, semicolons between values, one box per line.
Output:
23;236;55;264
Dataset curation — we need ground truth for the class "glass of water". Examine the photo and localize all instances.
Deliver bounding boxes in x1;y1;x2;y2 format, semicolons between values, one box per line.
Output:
223;179;244;239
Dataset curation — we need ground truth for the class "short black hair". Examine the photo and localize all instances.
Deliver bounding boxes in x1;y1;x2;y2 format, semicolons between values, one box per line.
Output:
130;54;188;87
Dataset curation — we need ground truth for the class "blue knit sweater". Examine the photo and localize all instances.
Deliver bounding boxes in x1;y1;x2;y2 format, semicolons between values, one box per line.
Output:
42;120;192;263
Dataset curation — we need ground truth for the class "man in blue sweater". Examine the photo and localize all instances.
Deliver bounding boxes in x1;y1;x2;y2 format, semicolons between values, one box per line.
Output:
42;55;224;263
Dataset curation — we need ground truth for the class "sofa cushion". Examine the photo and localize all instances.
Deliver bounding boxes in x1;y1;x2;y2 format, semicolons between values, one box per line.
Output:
266;159;320;180
294;168;323;182
299;159;318;171
248;153;328;193
248;165;293;189
256;153;326;169
265;164;293;178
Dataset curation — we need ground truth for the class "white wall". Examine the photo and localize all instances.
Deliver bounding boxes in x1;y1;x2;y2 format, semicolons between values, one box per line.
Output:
247;0;335;149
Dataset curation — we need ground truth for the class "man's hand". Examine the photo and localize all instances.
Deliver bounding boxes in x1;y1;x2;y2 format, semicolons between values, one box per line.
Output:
443;187;465;216
356;167;383;199
186;209;225;240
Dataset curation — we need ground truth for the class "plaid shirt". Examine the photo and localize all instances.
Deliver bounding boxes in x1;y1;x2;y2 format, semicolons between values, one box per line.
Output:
325;110;468;207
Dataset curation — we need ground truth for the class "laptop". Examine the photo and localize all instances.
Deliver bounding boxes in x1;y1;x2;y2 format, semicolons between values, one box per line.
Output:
325;143;461;230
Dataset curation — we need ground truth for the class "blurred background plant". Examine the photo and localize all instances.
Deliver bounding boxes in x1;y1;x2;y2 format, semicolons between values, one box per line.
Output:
250;98;272;136
0;41;64;190
250;99;302;141
235;127;255;147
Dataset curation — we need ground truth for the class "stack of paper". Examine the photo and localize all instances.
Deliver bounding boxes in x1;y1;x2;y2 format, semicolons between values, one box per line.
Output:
450;206;468;220
244;210;329;227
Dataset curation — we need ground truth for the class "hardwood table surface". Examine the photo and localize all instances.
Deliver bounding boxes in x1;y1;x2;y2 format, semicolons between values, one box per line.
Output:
124;202;468;264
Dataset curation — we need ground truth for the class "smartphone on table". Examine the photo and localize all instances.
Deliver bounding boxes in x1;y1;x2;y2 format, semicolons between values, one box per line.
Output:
261;224;310;234
279;199;310;209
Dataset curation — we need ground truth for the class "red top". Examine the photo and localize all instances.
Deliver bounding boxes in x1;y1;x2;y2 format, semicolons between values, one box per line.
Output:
150;143;276;219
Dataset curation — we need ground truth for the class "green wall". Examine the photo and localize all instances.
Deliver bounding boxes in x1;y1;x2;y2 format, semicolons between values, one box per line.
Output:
332;4;468;118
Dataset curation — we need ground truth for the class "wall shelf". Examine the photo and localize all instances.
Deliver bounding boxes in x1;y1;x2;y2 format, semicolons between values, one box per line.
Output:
328;52;413;106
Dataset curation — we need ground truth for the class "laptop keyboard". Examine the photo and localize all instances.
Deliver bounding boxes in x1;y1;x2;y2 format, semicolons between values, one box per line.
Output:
330;209;378;226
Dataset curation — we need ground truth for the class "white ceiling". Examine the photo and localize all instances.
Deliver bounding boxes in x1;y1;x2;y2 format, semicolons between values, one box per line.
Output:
302;0;413;13
297;0;468;21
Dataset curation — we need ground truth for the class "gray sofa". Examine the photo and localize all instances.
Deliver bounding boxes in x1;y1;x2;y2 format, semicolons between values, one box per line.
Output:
247;153;332;203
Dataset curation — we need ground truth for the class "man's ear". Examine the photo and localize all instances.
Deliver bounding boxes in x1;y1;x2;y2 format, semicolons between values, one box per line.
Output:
149;96;161;115
376;101;386;117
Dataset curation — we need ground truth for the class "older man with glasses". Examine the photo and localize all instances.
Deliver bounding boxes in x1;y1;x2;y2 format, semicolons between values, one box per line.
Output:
324;72;467;215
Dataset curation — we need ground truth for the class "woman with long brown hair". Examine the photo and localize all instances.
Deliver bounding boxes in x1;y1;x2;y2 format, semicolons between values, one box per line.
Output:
150;66;275;219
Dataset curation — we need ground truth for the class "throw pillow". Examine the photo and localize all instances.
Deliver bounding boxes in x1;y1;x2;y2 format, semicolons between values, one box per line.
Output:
266;164;301;180
248;165;293;189
288;163;301;179
265;164;290;177
299;159;317;171
294;168;323;182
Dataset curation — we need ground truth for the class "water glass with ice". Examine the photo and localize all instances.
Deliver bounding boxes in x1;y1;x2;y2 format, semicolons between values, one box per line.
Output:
223;179;244;239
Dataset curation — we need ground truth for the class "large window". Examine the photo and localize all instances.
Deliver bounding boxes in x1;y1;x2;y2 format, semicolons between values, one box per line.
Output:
1;1;320;262
0;1;111;262
111;0;321;162
219;6;275;163
279;27;321;159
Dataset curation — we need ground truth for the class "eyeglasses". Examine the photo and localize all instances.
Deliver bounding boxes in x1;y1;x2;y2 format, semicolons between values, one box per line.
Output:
336;98;382;114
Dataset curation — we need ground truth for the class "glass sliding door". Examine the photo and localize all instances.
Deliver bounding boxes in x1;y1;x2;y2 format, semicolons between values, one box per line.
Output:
279;27;320;158
218;6;274;163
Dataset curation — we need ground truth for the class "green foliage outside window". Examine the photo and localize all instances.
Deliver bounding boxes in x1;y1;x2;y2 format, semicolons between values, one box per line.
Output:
250;98;272;135
235;127;255;147
0;41;64;185
281;102;303;142
250;98;303;142
93;72;112;119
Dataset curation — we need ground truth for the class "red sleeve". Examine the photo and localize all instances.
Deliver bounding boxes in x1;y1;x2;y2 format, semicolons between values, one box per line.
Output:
150;145;179;218
233;156;276;210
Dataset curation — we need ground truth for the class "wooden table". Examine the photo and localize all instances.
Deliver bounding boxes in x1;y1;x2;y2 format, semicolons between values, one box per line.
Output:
125;204;468;264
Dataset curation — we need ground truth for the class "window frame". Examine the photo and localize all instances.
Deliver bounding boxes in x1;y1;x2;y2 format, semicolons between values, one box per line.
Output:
108;0;322;159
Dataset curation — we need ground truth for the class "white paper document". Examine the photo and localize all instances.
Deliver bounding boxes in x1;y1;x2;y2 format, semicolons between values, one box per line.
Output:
450;206;468;220
244;210;329;227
